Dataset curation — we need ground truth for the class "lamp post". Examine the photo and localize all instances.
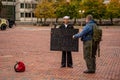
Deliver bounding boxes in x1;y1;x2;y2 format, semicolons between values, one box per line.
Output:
79;10;85;27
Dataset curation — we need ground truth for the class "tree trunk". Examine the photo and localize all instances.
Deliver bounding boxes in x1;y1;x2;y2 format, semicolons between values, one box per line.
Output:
74;18;77;25
37;18;38;23
39;18;42;26
56;18;59;23
99;18;102;25
110;18;113;24
44;18;47;23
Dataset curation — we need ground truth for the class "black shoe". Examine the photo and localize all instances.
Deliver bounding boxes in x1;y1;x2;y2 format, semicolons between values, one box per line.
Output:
67;64;73;68
68;66;73;68
61;65;66;68
83;70;95;74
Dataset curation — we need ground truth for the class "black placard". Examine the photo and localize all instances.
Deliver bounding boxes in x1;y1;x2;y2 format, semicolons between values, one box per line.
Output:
50;28;79;52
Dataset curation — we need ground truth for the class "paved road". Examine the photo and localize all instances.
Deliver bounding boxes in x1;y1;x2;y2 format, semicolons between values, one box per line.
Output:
0;26;120;80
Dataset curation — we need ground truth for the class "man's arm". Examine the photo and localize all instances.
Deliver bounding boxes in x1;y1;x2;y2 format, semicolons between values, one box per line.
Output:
73;25;91;38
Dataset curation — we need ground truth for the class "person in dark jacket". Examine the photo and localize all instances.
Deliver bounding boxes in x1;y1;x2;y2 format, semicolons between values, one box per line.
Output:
73;15;97;73
59;16;74;68
8;19;16;28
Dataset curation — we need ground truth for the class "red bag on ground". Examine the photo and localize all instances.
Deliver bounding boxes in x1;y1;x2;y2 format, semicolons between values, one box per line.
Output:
14;61;25;72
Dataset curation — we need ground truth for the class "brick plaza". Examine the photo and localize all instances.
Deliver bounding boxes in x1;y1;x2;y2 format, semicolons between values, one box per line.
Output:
0;25;120;80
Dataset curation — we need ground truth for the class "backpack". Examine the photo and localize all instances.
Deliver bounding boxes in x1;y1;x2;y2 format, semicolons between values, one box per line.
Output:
92;24;102;42
14;61;25;72
92;24;102;57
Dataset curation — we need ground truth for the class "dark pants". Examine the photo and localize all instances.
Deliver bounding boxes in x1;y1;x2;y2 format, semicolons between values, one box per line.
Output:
83;40;97;71
61;51;73;66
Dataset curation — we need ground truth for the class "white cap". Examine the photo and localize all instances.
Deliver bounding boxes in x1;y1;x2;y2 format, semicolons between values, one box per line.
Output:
63;16;70;19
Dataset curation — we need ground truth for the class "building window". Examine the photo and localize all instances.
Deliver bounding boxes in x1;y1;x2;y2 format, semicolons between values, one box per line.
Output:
20;3;24;8
21;3;36;9
32;13;35;17
2;0;16;2
25;3;27;8
32;4;37;9
25;3;32;9
25;13;31;17
21;13;24;17
7;0;14;2
28;4;31;8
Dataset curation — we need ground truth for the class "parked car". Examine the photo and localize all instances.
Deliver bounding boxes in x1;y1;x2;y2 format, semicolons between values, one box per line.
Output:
0;18;9;30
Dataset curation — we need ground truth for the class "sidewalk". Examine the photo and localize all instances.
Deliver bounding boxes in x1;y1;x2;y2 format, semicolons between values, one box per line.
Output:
0;26;120;80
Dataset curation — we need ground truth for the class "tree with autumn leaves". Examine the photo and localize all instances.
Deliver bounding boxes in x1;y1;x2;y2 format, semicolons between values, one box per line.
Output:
55;1;80;23
34;0;80;23
81;0;106;24
34;1;55;23
81;0;120;24
34;0;120;24
106;0;120;24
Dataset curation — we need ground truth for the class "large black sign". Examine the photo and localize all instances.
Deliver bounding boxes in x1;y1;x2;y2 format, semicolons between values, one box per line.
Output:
50;28;79;52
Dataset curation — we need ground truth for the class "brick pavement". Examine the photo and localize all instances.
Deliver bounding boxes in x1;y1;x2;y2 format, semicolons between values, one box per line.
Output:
0;26;120;80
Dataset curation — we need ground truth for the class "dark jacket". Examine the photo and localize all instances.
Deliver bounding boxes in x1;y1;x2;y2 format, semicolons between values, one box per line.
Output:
59;23;74;29
74;20;96;41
